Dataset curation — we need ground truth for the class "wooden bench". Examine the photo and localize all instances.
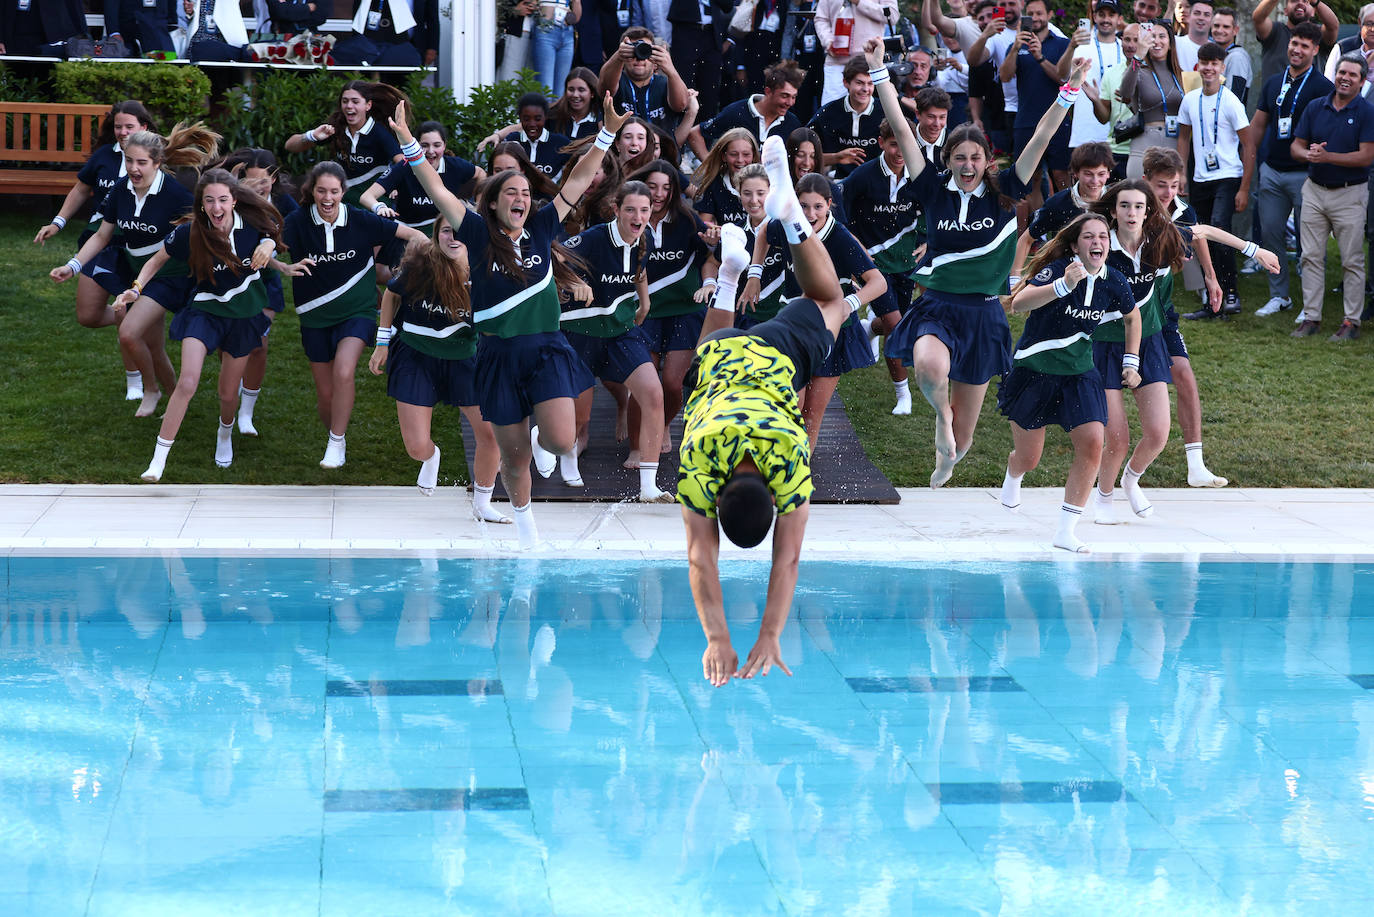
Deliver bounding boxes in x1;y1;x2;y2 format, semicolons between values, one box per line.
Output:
0;102;111;196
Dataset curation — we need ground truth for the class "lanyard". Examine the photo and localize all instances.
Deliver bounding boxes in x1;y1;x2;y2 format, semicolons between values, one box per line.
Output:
1199;90;1222;149
1276;67;1311;116
1148;65;1182;114
629;79;651;118
1093;35;1119;83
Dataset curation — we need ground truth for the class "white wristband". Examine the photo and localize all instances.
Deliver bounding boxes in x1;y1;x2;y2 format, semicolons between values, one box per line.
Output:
66;257;82;275
1242;242;1258;258
702;277;718;288
869;67;890;85
1008;275;1021;289
304;129;319;143
594;128;615;151
375;326;395;346
373;201;389;214
843;293;862;313
50;215;67;230
1052;277;1071;298
1121;353;1140;370
746;264;763;280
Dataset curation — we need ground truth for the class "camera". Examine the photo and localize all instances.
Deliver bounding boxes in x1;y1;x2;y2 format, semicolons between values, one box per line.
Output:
632;40;654;60
881;35;914;79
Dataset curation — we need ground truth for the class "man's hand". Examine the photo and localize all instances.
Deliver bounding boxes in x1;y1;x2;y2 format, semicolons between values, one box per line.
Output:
981;19;1007;40
1072;26;1090;47
1024;33;1042;58
703;639;739;687
739;633;793;680
1306;141;1327;163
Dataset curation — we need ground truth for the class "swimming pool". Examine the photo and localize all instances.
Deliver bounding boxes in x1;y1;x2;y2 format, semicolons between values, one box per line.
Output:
4;556;1373;915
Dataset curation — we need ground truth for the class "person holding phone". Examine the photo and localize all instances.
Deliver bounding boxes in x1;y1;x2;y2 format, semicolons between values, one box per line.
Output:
1060;0;1124;151
1119;20;1186;178
999;0;1074;201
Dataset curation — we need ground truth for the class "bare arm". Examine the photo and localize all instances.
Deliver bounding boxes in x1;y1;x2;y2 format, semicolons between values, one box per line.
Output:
1315;0;1340;47
967;20;1003;67
359;182;397;218
687;125;709;163
653;45;689;115
634;273;651;324
285;121;333;153
866;38;925;181
598;39;630;95
1236;124;1255;211
683;506;736;687
737;502;808;680
925;0;958;40
1121;308;1142;388
34;182;95;244
998;35;1022;83
851;267;887;307
49;220;116;281
111;247;172;309
389;102;472;228
1252;0;1279;43
675;89;701;149
1176;123;1192;165
1190;224;1282;272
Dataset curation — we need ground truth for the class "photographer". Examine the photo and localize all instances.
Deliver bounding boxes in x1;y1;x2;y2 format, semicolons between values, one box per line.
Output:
599;26;690;131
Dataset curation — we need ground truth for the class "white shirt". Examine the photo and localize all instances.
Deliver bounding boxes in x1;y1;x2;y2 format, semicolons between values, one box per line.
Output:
934;47;970;96
1069;34;1123;147
1176;35;1206;73
1178;85;1249;182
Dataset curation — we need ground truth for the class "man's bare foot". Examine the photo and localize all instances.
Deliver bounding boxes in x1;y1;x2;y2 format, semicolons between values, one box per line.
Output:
623;449;641;470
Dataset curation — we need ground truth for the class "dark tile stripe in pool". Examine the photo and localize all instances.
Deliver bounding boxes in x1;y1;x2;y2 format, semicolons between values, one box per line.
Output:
929;781;1133;805
846;676;1024;693
1349;675;1374;689
326;679;503;697
324;788;530;812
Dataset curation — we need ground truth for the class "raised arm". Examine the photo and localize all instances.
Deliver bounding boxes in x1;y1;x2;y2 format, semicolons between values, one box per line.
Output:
552;96;631;221
1315;0;1340;47
967;17;1004;67
652;45;690;116
1015;57;1089;186
599;37;631;95
390;100;468;227
866;38;925;181
925;0;959;40
285;120;335;154
1252;0;1280;43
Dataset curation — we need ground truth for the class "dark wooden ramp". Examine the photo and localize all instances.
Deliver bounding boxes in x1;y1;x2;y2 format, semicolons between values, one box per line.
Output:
462;386;900;504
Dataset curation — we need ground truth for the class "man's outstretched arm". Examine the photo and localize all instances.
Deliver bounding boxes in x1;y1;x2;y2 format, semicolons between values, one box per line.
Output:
738;502;807;679
684;507;738;686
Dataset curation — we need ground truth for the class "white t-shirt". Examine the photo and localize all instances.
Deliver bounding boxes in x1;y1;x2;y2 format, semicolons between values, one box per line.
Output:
1069;34;1124;147
1176;35;1205;73
1178;86;1249;182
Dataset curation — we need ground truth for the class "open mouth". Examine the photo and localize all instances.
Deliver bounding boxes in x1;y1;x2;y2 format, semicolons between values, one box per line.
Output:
510;203;527;220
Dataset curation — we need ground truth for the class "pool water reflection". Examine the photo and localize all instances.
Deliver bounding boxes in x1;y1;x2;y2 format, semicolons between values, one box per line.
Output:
3;558;1373;915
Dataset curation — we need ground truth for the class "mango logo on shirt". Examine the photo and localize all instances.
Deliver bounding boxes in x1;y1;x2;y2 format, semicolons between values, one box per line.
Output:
936;217;996;231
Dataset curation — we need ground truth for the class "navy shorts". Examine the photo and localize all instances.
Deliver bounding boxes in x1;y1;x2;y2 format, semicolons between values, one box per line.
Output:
300;315;377;363
815;314;875;377
886;290;1012;385
386;337;479;408
564;326;654;384
1160;302;1189;360
1093;332;1173;390
997;366;1108;432
873;270;916;317
81;241;130;296
145;274;194;314
476;331;596;426
639;309;706;354
169;307;271;359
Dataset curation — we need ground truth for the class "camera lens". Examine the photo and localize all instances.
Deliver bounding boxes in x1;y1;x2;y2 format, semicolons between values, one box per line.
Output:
633;41;654;60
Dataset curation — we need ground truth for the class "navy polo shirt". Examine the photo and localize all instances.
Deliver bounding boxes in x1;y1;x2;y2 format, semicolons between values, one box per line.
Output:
645;209;712;318
283;204;399;328
840;154;923;274
693;175;748;227
1028;185;1091;242
335;117;402;191
99;170;193;275
807;95;883;179
736;217;788;320
1017;258;1135;375
375;155;479;228
1294;93;1374;186
456;201;564;337
163;213;270;320
699;95;802;150
503;128;573;179
1256;67;1333;172
387;271;477;361
767;214;874;299
1013;33;1071;129
617;73;676;128
560;221;645;337
908;165;1032;296
77;144;126;222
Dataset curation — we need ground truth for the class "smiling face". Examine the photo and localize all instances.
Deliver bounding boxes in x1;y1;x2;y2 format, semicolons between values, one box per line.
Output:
339;89;370;128
436;217;464;261
1285;1;1311;24
519;104;547;140
1147;170;1181;209
112;112;144;148
947;139;988;191
1288;35;1318;72
764;81;799;116
724;138;757;177
739;176;769;219
1024;0;1048;33
493;174;533;233
1074;164;1112;201
418;130;446;166
644;170;673;217
312;173;344;221
1134;0;1160;22
917;106;948;143
1187;1;1212;39
123;144;156;190
880;135;904;173
200;182;235;232
1210;11;1236;45
1094;8;1117;37
1335;61;1365;99
1112;188;1150;236
615;192;652;243
791;141;817;178
798;190;830;231
1198;55;1223;89
617;122;648;159
563;76;592;115
845;72;874;110
1074;218;1112;272
1149;26;1170;59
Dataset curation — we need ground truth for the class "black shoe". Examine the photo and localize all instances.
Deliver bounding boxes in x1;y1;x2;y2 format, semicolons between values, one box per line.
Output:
1183;307;1217;320
1329;320;1361;342
1291;320;1322;338
1222;294;1242;315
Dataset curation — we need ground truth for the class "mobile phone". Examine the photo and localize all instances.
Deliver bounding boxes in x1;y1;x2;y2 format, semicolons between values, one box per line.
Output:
1079;17;1091;33
990;6;1007;23
1021;15;1034;33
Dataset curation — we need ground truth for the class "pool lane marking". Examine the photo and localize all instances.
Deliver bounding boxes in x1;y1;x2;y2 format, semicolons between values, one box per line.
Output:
326;678;503;697
847;675;1025;693
324;788;530;812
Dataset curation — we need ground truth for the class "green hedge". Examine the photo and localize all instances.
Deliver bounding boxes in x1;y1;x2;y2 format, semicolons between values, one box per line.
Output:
51;62;213;128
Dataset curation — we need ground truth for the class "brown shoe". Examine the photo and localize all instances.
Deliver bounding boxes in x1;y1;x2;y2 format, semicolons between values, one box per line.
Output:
1291;320;1322;338
1329;320;1361;342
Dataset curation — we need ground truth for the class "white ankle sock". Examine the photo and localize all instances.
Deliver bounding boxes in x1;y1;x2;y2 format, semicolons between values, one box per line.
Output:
513;501;539;549
559;447;582;486
125;370;143;397
417;444;440;494
1122;463;1153;517
1093;487;1120;525
215;420;233;468
1184;442;1205;475
143;436;173;481
1054;502;1090;553
238;386;260;433
639;461;667;500
1000;466;1024;509
714;223;749;311
761;137;808;240
472;482;510;522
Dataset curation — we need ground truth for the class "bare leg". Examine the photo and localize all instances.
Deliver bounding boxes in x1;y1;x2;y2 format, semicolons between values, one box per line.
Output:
328;336;367;436
308;361;334;428
949;379;989;461
118;297;171;416
659;348;694;441
157;339;208;442
216;353;249;424
625;362;665;458
242;335;269;391
1171;356;1228;487
463;404;512;523
1002;422;1044;510
75;274;119;329
1121;381;1171;517
800;375;840;451
910;336;956;486
494;419;535;507
397;401;436;462
1095;388;1129;525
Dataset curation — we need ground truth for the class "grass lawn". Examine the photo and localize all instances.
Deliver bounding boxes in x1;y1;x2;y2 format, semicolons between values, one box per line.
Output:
1;206;1371;488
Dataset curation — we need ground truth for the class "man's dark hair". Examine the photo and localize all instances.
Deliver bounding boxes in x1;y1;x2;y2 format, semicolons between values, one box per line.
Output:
764;59;807;92
1198;41;1227;63
1339;50;1371;81
1069;141;1116;172
973;0;1000;13
1291;21;1323;46
1213;5;1237;18
915;86;953;112
717;471;775;548
1189;0;1214;9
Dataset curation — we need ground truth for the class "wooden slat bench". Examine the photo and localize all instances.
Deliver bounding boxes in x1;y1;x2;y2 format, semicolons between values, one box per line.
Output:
0;102;112;196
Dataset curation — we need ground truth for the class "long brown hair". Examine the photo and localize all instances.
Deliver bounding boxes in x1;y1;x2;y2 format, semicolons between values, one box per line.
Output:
1011;212;1112;296
327;80;407;155
548;67;602;133
97;100;157;147
691;128;758;197
299;160;348;206
1093;178;1187;272
561;146;623;235
401;215;472;323
629;158;696;226
474;170;535;287
184;168;284;285
489;141;559;199
124;121;221;172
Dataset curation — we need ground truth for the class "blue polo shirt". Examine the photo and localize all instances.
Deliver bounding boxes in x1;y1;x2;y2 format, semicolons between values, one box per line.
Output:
502;128;573;179
77;144;126;224
768;214;875;300
1028;185;1091;242
645;209;712;318
1256;66;1332;172
909;165;1032;296
387;271;476;361
282;204;399;328
1293;92;1374;186
1018;258;1135;374
807;95;883;179
1013;33;1071;129
840;154;923;274
163;213;271;320
698;95;802;150
457;201;564;338
693;175;748;227
334;117;402;191
560;221;645;337
374;155;479;228
99;170;192;276
737;217;788;321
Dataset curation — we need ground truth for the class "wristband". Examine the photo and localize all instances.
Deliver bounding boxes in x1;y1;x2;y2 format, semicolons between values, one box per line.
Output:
375;326;395;346
843;293;862;313
702;278;718;289
593;127;616;151
257;238;276;253
304;129;319;143
373;201;389;214
1121;353;1140;371
1008;275;1021;289
746;264;763;280
1052;277;1071;298
132;280;143;294
1242;242;1258;259
66;257;82;275
50;215;67;230
869;67;891;85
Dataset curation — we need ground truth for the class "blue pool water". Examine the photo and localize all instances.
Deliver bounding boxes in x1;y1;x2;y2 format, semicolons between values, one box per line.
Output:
3;557;1374;916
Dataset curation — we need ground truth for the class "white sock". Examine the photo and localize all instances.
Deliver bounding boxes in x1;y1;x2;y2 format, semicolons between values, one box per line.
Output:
513;501;539;550
714;223;749;311
1093;487;1120;525
142;436;173;482
559;446;582;486
639;461;668;500
1054;502;1090;553
1000;466;1024;510
1122;463;1153;517
417;444;440;495
1184;442;1206;477
891;378;911;415
529;425;556;477
473;483;511;523
125;370;143;398
238;386;260;434
214;419;234;468
761;136;808;242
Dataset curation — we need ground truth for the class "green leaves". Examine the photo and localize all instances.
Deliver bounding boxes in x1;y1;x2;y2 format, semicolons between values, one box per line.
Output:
51;62;212;129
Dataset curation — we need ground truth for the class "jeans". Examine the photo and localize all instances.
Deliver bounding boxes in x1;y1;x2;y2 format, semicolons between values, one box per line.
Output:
1189;176;1241;299
1300;179;1367;325
532;21;575;96
1257;165;1306;301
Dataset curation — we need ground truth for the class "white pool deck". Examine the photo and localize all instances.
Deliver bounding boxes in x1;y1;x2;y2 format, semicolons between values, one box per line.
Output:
2;484;1372;561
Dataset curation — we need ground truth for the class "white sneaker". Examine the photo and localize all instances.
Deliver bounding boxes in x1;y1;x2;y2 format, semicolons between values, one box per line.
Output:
1255;297;1290;317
